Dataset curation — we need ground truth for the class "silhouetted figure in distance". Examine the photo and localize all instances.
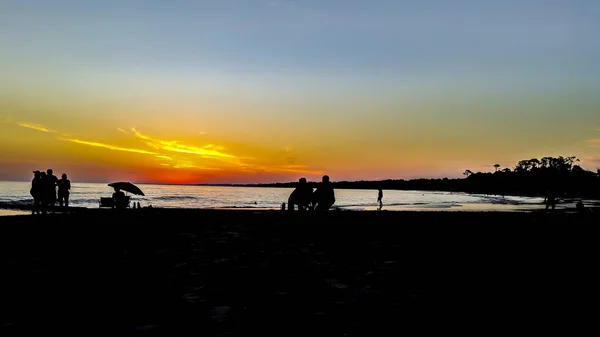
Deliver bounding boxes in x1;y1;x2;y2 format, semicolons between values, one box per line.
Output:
545;189;557;210
313;175;335;211
46;169;59;211
30;170;43;214
377;188;383;208
112;188;127;209
288;177;313;211
57;173;71;208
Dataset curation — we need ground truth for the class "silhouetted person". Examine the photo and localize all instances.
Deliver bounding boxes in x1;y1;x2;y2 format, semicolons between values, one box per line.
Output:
30;171;43;214
39;171;48;214
46;169;58;210
57;173;71;208
576;200;585;212
545;189;556;210
112;188;126;209
288;177;313;211
377;188;383;208
313;175;335;211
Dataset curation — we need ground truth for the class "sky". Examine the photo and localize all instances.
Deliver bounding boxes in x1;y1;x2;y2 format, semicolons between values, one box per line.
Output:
1;0;599;184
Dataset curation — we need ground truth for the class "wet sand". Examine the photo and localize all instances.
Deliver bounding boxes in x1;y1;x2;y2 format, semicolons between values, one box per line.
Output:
0;209;597;335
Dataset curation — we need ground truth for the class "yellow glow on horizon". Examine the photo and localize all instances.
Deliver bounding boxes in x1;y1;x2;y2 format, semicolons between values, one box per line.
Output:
2;84;598;185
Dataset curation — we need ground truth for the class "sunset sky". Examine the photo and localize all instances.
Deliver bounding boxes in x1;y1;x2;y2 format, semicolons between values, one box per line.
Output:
1;0;599;184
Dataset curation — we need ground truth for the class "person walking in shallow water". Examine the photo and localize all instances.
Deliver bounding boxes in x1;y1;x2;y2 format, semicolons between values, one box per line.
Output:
57;173;71;208
377;188;383;208
545;189;557;210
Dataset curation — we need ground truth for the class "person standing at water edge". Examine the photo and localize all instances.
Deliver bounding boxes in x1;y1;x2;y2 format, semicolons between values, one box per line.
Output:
377;188;383;207
313;175;335;211
30;171;43;214
39;171;48;214
46;169;59;210
545;189;557;210
57;173;71;208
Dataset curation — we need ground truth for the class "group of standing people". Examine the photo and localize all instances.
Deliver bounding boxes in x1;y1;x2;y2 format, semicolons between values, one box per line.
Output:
30;169;71;214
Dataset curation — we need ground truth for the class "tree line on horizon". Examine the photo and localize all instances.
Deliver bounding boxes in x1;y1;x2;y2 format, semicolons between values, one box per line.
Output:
222;156;600;199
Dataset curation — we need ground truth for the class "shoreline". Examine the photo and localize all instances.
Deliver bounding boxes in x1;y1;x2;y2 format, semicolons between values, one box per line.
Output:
2;204;597;216
2;201;598;216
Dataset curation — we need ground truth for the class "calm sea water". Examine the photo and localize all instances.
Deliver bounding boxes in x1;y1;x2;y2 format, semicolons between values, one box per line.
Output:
0;181;551;213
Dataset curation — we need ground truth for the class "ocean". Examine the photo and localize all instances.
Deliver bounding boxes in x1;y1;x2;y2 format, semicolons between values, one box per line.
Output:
0;181;552;214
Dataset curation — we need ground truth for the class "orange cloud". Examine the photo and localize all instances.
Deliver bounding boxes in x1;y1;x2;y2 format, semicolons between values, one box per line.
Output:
587;139;600;147
131;128;238;161
58;137;158;155
203;144;225;151
237;164;324;176
17;122;52;133
172;163;220;170
267;166;324;175
8;117;321;179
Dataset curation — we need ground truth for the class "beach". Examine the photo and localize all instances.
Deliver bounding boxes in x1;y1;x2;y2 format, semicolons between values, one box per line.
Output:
0;209;597;335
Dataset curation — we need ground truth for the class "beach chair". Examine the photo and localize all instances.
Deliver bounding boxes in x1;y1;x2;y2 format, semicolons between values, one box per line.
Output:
99;197;114;208
99;196;131;209
122;196;131;209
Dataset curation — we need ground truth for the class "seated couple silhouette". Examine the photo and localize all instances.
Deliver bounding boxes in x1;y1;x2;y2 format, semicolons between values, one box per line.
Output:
288;175;335;211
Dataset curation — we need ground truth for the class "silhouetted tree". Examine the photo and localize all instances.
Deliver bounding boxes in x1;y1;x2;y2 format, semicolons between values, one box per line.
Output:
515;160;531;172
529;158;540;170
493;164;500;172
240;155;600;199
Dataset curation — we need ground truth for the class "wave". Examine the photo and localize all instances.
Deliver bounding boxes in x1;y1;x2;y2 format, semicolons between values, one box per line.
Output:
0;199;33;206
153;195;198;201
212;205;275;209
469;196;540;205
335;201;460;208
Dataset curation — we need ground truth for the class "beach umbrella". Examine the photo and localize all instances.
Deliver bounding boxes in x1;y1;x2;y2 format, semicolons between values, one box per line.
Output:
108;182;145;196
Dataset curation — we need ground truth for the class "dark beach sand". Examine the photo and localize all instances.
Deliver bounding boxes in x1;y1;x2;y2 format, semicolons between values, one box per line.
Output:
0;209;598;335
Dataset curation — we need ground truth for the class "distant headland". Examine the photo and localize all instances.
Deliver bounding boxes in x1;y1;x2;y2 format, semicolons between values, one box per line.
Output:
198;156;600;199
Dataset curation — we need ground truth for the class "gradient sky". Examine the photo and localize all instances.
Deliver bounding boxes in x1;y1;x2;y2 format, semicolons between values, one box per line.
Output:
1;0;600;184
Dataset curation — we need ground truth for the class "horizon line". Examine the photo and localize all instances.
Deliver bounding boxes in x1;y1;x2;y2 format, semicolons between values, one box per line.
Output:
0;177;462;186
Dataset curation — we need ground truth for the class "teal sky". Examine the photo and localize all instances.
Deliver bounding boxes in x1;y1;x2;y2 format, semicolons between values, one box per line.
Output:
1;0;599;183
